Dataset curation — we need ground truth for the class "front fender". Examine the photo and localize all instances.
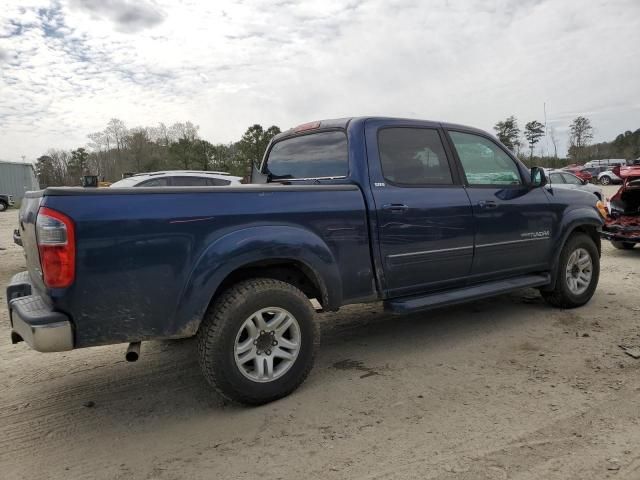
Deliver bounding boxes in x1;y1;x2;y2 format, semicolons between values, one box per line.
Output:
546;206;603;289
170;225;342;336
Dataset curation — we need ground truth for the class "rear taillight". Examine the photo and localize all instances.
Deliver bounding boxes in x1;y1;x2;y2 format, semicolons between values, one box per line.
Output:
36;207;75;288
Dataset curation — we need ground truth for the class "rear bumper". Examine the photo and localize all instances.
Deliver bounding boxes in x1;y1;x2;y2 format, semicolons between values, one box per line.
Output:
6;271;73;352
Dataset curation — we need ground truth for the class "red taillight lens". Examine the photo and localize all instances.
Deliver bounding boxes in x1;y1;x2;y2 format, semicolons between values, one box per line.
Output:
36;207;75;288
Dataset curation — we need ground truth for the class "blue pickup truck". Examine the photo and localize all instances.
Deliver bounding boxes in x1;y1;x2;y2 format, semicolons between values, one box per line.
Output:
7;117;605;404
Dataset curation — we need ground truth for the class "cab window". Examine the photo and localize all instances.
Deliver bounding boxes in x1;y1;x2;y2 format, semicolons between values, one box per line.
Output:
377;128;453;185
266;131;348;180
449;131;522;186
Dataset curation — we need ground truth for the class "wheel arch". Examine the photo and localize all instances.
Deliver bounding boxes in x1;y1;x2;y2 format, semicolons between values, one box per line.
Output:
170;225;341;337
544;211;603;291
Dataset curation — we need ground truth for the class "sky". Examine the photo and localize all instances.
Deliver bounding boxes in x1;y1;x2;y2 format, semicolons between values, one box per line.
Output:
0;0;639;161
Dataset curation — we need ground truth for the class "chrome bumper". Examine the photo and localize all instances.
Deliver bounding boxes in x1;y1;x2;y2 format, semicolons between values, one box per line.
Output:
7;271;74;352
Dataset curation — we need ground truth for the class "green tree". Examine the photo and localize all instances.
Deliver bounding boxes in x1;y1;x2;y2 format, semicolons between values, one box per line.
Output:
494;116;521;151
67;147;89;183
237;124;281;177
568;116;593;162
524;120;545;159
35;155;57;187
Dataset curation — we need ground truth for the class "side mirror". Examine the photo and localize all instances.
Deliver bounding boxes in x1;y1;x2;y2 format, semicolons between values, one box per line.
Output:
530;167;547;188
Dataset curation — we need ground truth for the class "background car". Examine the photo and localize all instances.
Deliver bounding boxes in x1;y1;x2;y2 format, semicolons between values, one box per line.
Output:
0;194;14;212
562;165;593;183
546;169;604;200
109;170;242;187
583;159;628;169
597;170;622;185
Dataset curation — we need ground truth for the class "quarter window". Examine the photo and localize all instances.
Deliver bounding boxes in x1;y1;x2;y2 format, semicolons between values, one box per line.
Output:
377;128;453;185
449;131;522;186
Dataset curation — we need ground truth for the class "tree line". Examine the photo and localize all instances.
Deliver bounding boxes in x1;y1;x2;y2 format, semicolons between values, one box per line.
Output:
35;119;281;187
35;115;640;187
494;115;640;168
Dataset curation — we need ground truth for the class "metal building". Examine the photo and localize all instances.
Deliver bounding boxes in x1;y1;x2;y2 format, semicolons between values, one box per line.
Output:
0;160;40;202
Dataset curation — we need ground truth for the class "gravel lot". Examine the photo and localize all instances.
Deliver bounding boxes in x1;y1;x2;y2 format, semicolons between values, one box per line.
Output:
1;189;640;480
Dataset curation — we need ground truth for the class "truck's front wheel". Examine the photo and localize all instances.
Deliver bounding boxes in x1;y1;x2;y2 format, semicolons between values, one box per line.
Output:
541;233;599;308
197;278;319;405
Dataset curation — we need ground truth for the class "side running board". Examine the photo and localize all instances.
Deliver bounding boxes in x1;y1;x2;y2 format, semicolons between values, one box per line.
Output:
384;274;551;314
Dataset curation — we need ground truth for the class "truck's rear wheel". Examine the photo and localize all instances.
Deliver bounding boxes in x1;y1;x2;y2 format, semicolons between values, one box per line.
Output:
197;278;319;405
541;233;599;308
611;240;635;250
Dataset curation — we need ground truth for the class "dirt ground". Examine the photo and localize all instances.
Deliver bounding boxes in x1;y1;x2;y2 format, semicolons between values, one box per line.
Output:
1;189;640;480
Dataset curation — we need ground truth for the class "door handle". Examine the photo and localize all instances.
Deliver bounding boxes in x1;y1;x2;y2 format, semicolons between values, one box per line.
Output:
478;201;498;209
382;203;409;213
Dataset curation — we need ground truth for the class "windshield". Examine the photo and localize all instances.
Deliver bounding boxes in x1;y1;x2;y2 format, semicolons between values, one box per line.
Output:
109;178;140;187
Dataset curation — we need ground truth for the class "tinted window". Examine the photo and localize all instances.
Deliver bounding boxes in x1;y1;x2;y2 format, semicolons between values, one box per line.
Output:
138;177;169;187
266;131;348;179
549;173;565;184
207;178;231;186
561;173;583;185
449;131;522;186
378;128;453;185
171;177;209;186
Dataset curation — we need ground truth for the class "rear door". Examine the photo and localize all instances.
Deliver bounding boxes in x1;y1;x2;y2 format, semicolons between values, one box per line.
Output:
445;129;553;281
365;120;474;297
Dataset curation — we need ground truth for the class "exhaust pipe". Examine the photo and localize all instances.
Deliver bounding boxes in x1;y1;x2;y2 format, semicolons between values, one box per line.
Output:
125;341;141;362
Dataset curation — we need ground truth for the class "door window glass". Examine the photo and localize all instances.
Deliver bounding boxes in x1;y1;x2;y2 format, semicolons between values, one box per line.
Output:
549;173;565;184
377;128;453;185
561;173;583;185
449;131;522;186
171;177;209;186
138;177;169;187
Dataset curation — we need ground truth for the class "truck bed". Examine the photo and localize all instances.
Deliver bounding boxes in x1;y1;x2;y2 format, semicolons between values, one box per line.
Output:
20;184;375;347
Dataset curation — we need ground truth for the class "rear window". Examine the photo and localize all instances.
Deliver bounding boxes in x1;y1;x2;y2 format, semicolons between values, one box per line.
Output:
265;131;348;180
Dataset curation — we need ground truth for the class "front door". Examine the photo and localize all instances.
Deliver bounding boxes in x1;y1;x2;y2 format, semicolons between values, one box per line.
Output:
446;130;554;281
366;120;475;297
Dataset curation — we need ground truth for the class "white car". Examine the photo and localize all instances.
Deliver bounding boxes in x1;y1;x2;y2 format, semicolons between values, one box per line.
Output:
597;170;622;185
546;169;604;200
110;170;242;187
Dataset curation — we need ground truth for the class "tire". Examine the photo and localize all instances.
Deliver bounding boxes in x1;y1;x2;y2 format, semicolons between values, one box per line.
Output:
197;278;319;405
599;176;611;185
541;233;600;309
0;201;7;212
611;241;635;250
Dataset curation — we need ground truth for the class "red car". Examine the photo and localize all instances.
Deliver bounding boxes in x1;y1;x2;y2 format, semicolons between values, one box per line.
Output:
602;166;640;249
563;165;593;182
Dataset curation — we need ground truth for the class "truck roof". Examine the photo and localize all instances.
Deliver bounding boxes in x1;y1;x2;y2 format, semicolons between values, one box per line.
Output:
273;117;489;142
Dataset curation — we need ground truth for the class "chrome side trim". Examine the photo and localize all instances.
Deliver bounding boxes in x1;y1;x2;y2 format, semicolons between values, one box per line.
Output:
388;245;474;258
476;237;550;248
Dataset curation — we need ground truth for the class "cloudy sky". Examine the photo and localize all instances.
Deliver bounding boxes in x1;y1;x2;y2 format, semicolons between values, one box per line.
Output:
1;0;639;161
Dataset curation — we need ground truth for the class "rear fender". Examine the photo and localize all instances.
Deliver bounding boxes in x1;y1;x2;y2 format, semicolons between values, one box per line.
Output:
170;225;341;336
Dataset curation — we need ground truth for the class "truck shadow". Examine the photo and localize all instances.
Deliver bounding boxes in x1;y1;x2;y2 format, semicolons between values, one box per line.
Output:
3;288;552;441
